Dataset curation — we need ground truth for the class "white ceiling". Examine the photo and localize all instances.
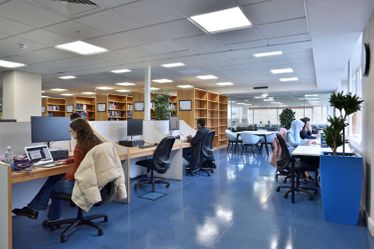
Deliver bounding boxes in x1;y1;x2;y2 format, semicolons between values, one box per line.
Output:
0;0;372;99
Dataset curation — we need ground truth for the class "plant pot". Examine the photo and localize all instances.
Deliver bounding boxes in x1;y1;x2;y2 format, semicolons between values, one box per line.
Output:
320;154;363;225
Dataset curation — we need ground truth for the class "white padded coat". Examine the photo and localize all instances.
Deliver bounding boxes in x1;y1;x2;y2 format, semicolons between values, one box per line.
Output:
72;142;127;212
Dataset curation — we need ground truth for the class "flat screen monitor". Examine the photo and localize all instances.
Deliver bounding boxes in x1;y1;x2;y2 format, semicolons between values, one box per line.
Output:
169;116;180;131
31;116;71;143
127;119;143;136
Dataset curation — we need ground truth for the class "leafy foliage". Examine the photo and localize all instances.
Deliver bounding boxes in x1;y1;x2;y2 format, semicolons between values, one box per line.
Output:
153;93;170;120
325;91;363;155
279;108;295;129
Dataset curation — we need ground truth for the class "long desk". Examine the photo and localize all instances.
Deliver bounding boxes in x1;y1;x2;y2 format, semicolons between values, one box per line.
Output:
0;140;191;249
235;131;276;155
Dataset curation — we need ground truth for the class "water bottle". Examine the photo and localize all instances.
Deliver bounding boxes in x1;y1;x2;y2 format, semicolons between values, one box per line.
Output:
4;146;14;166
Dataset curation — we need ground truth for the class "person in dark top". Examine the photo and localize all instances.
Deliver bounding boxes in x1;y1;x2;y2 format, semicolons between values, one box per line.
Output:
183;118;209;173
70;112;81;121
300;117;316;139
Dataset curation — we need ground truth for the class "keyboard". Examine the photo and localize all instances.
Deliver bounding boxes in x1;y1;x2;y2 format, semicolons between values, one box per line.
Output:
138;144;157;149
35;163;56;168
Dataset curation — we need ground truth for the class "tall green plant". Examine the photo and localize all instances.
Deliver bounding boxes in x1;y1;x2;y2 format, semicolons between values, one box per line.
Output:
279;108;295;129
153;93;170;120
323;92;363;155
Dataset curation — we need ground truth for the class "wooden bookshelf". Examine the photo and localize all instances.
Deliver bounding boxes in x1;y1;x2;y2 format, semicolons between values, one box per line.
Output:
42;98;66;117
96;94;133;121
177;87;228;147
65;96;96;121
132;92;177;120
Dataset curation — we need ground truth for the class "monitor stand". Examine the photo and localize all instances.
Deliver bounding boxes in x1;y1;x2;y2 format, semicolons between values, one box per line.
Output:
119;136;144;147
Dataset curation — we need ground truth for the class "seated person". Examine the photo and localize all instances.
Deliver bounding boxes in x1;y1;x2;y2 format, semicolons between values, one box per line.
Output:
286;119;306;150
183;118;209;172
300;117;316;139
70;112;81;121
12;119;102;221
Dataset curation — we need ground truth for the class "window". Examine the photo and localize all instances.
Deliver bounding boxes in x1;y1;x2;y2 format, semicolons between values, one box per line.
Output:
349;67;363;143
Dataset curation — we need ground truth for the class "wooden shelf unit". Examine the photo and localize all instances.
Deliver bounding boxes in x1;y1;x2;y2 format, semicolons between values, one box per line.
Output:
177;88;228;147
42;98;66;117
96;94;133;121
66;96;96;121
132;92;177;120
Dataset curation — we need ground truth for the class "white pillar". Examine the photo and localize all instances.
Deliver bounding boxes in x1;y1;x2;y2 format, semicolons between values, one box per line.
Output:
2;71;41;122
144;66;151;121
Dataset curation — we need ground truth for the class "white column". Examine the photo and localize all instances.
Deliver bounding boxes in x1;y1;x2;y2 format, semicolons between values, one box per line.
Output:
144;66;151;121
2;71;42;122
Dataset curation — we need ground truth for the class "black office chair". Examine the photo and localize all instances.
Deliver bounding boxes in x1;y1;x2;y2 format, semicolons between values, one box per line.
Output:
43;181;115;243
190;130;216;176
134;136;176;192
275;134;318;203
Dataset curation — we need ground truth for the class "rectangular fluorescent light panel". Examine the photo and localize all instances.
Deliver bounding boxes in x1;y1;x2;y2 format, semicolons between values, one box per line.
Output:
150;87;160;91
305;94;319;97
116;82;136;86
196;75;218;80
177;85;194;88
280;77;298;82
55;41;108;55
254;96;266;99
59;75;76;80
96;87;113;90
270;68;294;74
216;82;234;86
116;89;130;93
152;79;173;83
111;69;131;74
61;93;74;96
161;62;185;68
50;88;67;92
253;51;282;57
189;7;251;33
81;92;96;95
0;59;26;68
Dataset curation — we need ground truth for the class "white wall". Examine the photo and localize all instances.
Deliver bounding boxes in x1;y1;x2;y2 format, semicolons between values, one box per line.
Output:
362;11;374;235
2;71;41;122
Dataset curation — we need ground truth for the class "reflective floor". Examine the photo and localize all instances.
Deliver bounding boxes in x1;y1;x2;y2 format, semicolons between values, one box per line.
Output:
13;149;374;249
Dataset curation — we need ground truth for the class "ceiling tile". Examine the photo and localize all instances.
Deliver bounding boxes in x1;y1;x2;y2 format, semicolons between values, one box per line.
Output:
266;34;311;45
224;40;266;50
18;30;72;46
93;0;135;8
85;35;129;50
242;0;305;25
43;21;105;40
165;0;236;16
143;19;204;40
114;0;184;26
173;35;226;53
141;40;186;54
0;32;8;39
257;18;308;39
110;29;165;48
0;37;48;57
0;1;67;27
76;10;141;34
0;17;34;35
213;28;262;44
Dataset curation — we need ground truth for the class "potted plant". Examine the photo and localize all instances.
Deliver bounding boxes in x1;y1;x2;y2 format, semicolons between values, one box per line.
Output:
320;91;364;225
279;108;295;129
153;93;171;120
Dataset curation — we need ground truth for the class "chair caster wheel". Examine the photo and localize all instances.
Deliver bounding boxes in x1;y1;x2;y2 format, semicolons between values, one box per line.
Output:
104;216;108;222
166;184;170;188
98;229;104;236
276;187;280;192
309;195;315;201
61;236;68;243
50;225;60;231
283;194;288;199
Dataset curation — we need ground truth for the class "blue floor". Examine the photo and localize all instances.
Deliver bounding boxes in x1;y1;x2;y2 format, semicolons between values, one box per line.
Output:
13;149;374;249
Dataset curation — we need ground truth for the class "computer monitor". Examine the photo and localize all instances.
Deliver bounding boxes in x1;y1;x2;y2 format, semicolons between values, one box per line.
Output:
127;119;143;137
169;116;180;131
31;116;71;144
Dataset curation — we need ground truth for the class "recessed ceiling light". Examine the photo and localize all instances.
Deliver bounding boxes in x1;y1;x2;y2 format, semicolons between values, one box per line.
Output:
41;95;49;98
270;68;294;74
61;93;74;96
261;93;268;97
152;79;173;83
81;92;96;95
253;51;282;57
177;85;194;88
59;75;76;80
196;75;218;80
263;98;274;102
150;87;160;91
237;102;246;105
216;82;234;86
41;91;46;93
254;96;266;99
305;97;319;100
111;69;131;74
189;7;251;33
115;89;130;93
115;82;136;86
96;87;113;90
280;77;298;82
0;59;26;68
228;101;236;103
305;94;319;97
50;88;67;92
161;62;185;68
55;41;108;55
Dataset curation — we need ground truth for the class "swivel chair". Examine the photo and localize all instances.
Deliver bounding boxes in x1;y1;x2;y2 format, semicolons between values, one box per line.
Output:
190;130;216;176
134;136;176;192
